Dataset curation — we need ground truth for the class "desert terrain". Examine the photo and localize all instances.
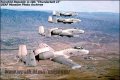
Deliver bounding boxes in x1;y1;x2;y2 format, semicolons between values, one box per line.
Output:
0;9;119;80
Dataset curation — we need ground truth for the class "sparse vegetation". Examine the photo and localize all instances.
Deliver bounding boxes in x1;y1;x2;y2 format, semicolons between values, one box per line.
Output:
0;9;119;80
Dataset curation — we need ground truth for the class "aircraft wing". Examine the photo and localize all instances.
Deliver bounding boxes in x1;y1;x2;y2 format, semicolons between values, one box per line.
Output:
52;55;81;69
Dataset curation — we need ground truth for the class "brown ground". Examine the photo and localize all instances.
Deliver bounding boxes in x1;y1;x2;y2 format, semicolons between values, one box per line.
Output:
0;41;119;80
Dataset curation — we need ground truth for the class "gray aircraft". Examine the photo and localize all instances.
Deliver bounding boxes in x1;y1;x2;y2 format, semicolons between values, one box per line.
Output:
53;11;77;16
48;16;81;24
17;43;89;69
38;26;84;37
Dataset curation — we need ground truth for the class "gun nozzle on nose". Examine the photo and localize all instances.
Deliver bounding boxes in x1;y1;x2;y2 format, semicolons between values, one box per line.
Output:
72;65;81;69
79;30;85;34
85;50;89;54
82;30;85;33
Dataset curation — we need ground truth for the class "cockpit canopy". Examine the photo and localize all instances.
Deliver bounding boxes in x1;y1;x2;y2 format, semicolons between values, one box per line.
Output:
74;46;84;49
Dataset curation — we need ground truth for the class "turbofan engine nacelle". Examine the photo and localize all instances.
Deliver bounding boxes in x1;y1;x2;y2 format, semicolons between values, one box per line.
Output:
36;51;54;60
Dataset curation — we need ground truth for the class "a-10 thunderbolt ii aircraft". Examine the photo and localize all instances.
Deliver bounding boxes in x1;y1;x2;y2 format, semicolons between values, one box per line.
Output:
38;26;85;37
17;43;89;69
48;16;81;24
52;11;78;16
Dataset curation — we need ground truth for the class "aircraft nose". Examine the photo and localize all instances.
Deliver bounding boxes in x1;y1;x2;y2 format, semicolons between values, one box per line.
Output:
84;50;89;54
79;20;82;22
80;30;84;33
72;65;81;69
82;30;85;33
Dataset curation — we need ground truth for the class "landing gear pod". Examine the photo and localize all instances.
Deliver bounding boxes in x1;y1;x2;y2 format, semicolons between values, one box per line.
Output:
52;55;81;69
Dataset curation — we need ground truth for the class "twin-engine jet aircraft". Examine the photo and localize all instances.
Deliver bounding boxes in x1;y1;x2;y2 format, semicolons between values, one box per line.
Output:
17;43;89;69
53;11;77;16
48;16;81;24
38;26;85;37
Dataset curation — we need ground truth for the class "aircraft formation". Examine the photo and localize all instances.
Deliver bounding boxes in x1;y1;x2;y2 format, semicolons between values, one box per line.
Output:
17;11;89;69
